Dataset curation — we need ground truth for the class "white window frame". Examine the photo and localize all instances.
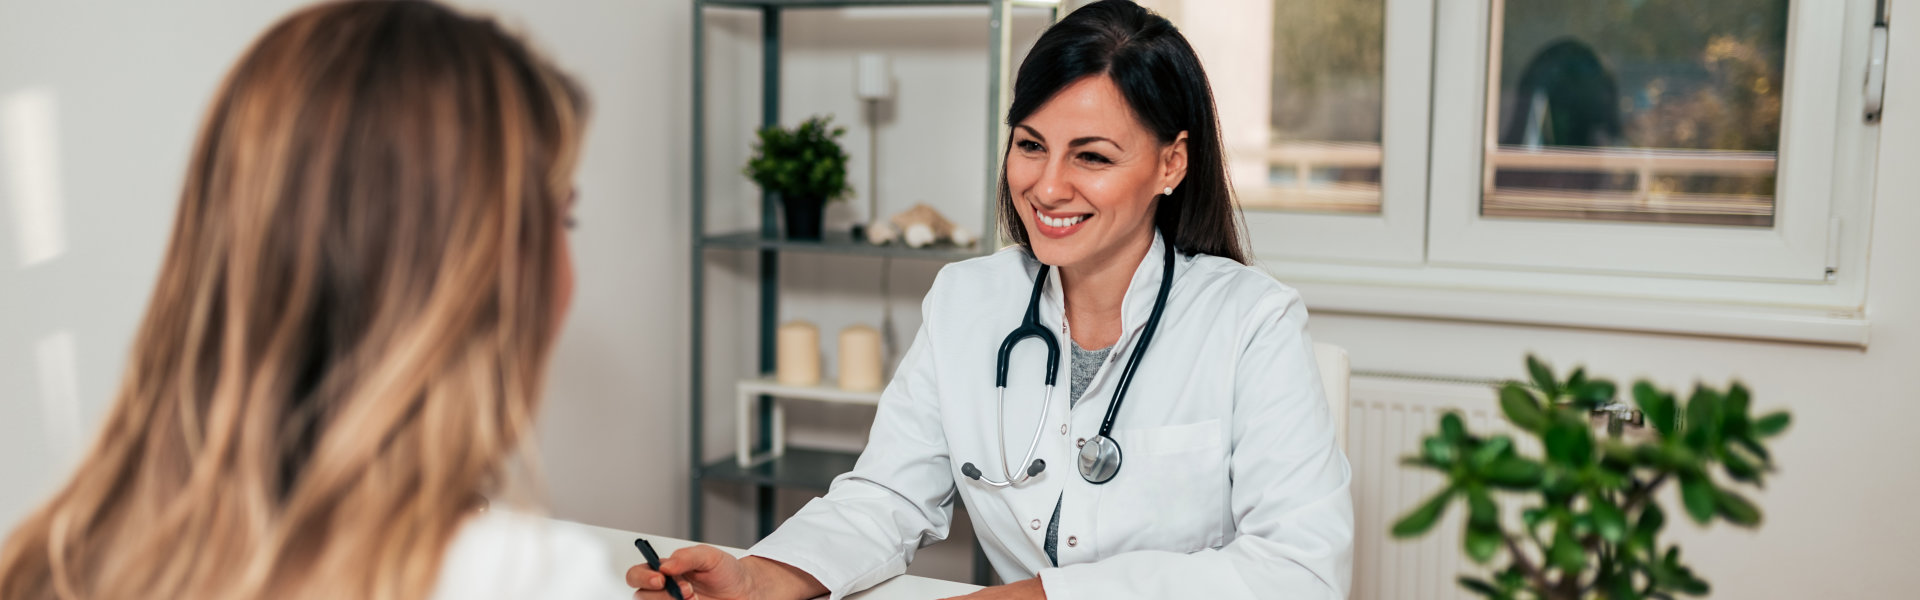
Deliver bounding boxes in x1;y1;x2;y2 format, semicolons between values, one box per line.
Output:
1223;0;1434;265
1207;0;1885;346
1427;0;1858;283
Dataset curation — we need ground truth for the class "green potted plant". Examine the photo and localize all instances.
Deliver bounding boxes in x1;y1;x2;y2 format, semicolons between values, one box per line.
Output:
744;115;852;240
1392;356;1792;600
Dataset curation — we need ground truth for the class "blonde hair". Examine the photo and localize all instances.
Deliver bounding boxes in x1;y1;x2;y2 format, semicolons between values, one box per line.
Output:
0;1;587;598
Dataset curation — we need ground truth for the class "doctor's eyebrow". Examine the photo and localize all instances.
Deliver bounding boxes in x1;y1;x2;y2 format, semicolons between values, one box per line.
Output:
1014;124;1125;152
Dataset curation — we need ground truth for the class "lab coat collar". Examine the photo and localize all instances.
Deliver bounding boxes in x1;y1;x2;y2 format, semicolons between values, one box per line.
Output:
1034;230;1175;348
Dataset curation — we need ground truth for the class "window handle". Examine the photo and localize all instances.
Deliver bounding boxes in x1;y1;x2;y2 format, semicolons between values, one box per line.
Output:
1865;1;1891;123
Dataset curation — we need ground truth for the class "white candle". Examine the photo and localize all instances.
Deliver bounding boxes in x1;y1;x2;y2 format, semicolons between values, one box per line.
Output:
838;324;883;392
776;320;821;387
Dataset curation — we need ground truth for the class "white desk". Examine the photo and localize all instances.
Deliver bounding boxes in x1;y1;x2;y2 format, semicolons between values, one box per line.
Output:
558;520;984;599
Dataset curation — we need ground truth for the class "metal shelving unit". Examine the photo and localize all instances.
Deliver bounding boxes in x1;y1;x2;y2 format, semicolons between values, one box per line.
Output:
687;1;1062;581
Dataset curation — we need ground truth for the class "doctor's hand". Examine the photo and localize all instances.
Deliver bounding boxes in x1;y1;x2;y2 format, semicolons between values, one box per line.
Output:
626;545;827;600
939;577;1048;600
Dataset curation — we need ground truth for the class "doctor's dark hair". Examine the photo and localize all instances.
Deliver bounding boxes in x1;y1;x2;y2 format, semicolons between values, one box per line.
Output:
997;0;1248;264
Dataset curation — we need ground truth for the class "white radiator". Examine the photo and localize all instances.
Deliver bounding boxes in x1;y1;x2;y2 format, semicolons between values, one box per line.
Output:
1347;373;1516;600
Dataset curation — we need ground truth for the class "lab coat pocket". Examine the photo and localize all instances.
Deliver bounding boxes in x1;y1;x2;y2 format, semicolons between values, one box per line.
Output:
1094;419;1229;558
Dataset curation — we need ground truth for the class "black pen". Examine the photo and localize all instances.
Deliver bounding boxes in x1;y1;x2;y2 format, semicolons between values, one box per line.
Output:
634;538;686;600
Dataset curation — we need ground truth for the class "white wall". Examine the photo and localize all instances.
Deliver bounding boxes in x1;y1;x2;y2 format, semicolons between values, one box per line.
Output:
5;0;1919;596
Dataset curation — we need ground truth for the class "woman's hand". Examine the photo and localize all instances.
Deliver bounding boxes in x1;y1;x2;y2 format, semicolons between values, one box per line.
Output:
627;545;748;600
940;577;1048;600
626;546;826;600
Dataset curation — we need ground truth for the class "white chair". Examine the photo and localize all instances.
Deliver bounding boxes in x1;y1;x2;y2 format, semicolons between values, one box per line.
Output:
1313;342;1350;451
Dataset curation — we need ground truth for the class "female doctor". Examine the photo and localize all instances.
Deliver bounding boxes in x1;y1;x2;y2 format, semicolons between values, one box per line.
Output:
632;1;1352;598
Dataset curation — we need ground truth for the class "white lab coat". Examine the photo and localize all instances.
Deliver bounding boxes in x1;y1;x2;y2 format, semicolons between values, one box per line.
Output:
750;231;1354;600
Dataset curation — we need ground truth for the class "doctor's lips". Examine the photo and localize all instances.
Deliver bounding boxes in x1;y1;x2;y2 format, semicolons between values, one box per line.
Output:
1033;207;1092;239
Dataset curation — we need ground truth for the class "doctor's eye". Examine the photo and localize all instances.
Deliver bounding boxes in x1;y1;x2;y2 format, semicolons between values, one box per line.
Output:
1016;139;1045;154
1077;152;1113;165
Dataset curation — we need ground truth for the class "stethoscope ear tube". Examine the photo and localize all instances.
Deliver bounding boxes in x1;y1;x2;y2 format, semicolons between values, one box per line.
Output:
961;457;1047;488
971;384;1054;487
996;265;1061;388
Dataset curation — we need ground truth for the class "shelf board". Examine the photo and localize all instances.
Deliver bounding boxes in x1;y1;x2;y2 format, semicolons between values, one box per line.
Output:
701;229;991;262
740;376;883;406
699;448;860;490
702;0;1061;9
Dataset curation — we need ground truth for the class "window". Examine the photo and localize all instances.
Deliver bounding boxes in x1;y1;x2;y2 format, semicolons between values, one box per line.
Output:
1256;0;1385;216
1165;0;1431;264
1482;1;1788;229
1426;0;1873;283
1156;0;1882;340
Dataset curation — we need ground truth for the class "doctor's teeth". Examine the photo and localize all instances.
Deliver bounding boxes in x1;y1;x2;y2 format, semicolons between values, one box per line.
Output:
1038;212;1087;228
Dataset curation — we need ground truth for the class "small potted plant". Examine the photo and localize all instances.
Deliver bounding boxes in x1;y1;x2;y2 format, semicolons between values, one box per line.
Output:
744;115;851;240
1392;356;1791;600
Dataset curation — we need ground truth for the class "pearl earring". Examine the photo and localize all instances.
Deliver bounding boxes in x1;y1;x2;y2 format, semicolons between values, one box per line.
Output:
1163;186;1174;196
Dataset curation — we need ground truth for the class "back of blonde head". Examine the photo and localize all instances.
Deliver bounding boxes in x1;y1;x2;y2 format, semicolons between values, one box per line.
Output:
0;1;586;598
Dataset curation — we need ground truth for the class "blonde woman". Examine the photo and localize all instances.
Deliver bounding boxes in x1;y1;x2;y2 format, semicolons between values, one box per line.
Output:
0;1;623;598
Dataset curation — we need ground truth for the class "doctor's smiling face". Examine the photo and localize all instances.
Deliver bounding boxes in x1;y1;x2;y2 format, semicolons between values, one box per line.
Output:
1007;73;1187;273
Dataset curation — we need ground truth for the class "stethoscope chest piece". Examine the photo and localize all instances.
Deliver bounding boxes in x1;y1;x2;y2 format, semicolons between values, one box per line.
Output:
1078;434;1123;483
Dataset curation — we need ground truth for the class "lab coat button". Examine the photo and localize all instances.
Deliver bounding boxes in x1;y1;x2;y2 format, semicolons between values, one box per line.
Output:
1030;519;1041;530
1060;424;1067;435
1076;438;1086;448
1067;536;1078;547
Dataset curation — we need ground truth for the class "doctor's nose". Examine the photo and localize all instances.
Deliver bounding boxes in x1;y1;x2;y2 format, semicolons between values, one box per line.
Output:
1033;159;1073;206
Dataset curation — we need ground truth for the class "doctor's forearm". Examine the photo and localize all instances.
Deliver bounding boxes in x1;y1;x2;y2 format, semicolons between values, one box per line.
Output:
741;556;829;600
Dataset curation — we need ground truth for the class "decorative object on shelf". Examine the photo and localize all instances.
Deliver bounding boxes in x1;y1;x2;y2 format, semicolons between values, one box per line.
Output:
850;53;894;241
1392;356;1793;600
744;115;851;240
865;203;979;249
775;320;821;386
837;324;884;392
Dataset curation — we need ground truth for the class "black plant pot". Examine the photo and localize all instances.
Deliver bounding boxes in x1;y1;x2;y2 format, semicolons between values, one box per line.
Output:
780;194;825;240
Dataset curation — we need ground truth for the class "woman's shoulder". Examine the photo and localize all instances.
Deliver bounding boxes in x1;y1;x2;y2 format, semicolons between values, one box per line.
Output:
924;245;1038;306
431;509;630;600
1178;252;1307;319
937;244;1035;281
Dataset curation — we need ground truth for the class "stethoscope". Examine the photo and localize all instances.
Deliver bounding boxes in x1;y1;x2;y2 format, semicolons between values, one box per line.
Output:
961;242;1175;487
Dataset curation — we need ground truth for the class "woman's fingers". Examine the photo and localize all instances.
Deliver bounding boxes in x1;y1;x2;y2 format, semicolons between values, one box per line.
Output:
625;565;662;589
630;580;696;600
660;544;726;576
630;545;745;600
